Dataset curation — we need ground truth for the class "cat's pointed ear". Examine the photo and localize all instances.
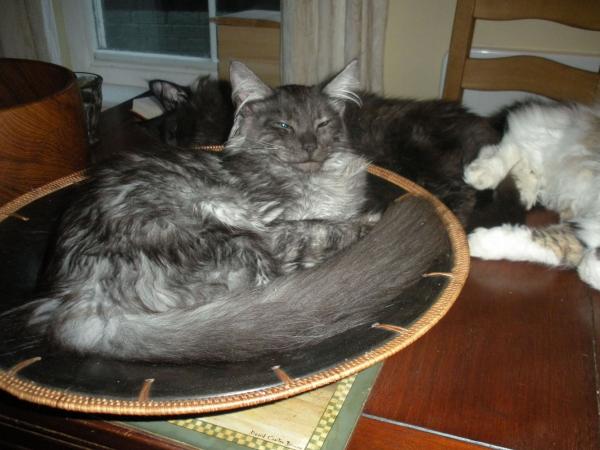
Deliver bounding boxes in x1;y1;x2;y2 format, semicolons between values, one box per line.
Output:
149;80;189;112
323;59;362;107
229;61;273;111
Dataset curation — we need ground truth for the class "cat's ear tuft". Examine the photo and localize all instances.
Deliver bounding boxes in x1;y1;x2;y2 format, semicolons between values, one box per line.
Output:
323;60;362;107
149;80;189;112
229;61;273;111
189;75;211;93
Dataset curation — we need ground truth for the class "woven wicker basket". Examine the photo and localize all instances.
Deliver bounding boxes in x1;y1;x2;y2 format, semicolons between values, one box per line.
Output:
0;165;469;416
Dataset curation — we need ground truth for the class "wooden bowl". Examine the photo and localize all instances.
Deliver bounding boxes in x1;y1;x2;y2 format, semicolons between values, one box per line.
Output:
0;166;469;416
0;58;88;205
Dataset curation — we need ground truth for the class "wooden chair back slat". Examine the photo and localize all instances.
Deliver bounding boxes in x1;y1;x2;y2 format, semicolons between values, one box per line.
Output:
474;0;600;31
462;56;600;103
443;0;600;103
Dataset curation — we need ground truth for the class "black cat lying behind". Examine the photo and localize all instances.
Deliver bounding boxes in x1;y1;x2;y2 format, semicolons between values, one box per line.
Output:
149;61;524;231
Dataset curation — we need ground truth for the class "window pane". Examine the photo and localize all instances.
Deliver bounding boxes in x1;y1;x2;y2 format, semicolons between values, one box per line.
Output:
99;0;211;58
217;0;279;15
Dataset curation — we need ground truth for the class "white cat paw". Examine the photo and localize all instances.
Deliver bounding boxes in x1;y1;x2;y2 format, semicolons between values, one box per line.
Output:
468;224;560;265
468;227;508;259
512;165;539;209
360;211;382;224
464;154;506;190
518;188;538;210
577;249;600;291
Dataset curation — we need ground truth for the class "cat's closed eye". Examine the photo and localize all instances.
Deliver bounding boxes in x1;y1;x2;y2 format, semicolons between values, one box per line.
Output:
316;119;331;129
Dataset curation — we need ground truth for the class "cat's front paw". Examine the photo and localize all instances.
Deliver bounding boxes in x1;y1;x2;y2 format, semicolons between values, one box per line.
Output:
518;188;538;210
354;211;382;237
464;149;506;190
355;221;375;238
467;227;502;259
513;170;539;209
360;211;382;224
467;225;525;260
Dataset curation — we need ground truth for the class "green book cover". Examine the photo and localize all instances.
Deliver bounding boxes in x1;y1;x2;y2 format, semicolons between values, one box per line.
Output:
121;364;380;450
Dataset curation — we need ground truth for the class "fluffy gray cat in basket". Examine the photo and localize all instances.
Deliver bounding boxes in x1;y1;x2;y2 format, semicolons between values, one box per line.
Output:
6;61;445;363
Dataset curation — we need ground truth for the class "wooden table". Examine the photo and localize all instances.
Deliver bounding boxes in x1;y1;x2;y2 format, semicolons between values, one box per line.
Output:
1;101;599;449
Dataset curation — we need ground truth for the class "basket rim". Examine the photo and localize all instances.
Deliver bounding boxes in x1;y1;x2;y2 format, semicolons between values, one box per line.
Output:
0;58;78;113
0;165;470;416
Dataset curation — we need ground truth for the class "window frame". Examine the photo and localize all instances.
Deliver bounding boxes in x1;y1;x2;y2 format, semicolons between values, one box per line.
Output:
57;0;219;106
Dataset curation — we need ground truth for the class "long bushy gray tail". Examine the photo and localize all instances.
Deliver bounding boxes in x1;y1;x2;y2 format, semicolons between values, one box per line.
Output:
110;196;447;362
18;196;448;363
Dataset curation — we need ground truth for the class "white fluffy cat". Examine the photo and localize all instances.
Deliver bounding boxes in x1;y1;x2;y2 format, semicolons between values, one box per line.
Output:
464;100;600;290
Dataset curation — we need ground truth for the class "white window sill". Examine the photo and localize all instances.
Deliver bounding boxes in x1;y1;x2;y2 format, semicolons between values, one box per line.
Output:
101;85;146;109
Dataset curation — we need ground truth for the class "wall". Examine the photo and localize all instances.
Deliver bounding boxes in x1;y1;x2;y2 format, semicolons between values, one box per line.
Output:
383;0;600;99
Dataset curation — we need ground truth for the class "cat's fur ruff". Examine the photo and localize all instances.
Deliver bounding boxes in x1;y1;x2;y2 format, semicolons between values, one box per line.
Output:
464;100;600;289
7;61;447;363
150;65;525;231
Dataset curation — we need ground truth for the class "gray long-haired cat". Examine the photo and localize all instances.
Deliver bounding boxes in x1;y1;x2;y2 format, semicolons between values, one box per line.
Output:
9;61;446;363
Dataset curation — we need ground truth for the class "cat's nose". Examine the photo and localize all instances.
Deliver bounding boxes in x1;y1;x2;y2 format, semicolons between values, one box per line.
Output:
303;143;317;156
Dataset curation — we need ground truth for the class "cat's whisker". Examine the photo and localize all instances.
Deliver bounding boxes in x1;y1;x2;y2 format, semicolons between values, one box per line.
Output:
335;90;362;106
228;138;285;151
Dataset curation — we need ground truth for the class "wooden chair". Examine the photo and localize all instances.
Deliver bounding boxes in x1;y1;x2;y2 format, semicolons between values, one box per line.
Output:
442;0;600;104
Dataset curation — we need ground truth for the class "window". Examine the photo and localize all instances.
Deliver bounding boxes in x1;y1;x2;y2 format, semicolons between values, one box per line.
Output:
57;0;279;107
96;1;215;59
95;0;279;58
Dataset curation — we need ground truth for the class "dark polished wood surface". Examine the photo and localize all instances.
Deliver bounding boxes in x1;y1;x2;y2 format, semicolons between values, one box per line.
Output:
1;100;598;449
349;259;600;449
